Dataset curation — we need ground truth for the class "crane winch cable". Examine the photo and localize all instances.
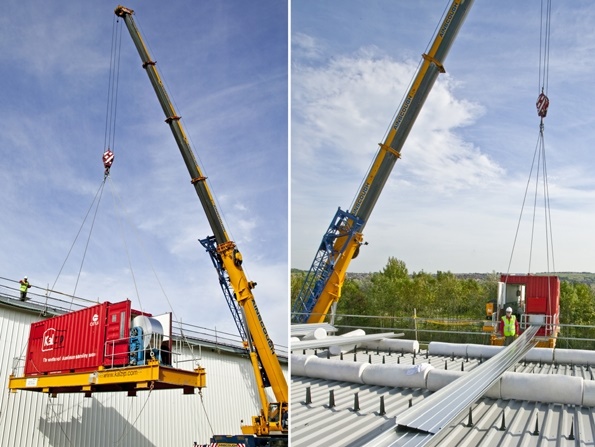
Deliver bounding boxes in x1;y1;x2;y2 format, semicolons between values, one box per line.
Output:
103;13;124;178
505;0;555;278
50;15;124;305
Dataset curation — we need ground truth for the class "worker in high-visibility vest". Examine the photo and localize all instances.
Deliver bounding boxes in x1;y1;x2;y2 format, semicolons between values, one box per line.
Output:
19;276;31;301
499;307;519;346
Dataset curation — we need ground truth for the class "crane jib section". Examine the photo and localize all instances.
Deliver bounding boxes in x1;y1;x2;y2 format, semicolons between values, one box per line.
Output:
115;5;228;245
293;0;475;324
115;5;288;431
354;0;474;223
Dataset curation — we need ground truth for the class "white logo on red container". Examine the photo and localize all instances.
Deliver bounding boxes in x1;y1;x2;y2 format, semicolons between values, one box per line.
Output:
42;328;56;352
90;314;99;326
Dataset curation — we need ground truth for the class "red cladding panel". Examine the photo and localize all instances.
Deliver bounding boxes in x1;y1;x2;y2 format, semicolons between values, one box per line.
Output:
25;300;132;375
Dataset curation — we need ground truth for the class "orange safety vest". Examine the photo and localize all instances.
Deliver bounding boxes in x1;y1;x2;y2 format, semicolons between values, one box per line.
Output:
501;315;517;336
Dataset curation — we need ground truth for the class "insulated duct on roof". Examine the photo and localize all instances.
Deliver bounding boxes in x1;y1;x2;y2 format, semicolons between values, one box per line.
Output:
358;338;419;354
302;327;327;341
428;342;595;365
361;363;432;388
303;357;368;384
328;329;365;355
291;349;595;406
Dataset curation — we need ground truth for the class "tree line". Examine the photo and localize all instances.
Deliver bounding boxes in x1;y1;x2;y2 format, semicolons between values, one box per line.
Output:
291;257;595;348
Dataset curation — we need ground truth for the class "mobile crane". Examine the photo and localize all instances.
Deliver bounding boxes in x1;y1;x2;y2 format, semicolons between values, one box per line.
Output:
115;6;288;446
291;0;475;324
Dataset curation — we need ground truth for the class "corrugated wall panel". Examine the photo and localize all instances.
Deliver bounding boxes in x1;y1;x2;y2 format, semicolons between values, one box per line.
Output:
0;304;287;446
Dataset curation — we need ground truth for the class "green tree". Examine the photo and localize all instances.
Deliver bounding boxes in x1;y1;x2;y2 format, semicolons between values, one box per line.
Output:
290;270;305;308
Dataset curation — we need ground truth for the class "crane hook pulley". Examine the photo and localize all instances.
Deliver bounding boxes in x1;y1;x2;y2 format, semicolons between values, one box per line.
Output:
103;148;114;177
536;91;549;118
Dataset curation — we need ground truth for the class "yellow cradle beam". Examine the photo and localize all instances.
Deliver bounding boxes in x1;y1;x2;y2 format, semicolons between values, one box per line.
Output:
8;360;205;396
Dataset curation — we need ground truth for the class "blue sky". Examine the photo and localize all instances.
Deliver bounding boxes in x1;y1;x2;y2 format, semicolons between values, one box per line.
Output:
0;1;288;348
292;0;595;275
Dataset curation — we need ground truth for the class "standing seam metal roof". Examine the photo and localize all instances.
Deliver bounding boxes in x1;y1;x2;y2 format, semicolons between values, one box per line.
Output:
290;347;595;447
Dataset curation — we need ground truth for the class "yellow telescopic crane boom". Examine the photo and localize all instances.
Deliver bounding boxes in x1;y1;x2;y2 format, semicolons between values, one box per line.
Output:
292;0;475;324
115;6;288;439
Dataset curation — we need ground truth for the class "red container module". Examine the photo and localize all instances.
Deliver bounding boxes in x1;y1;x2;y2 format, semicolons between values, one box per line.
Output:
500;274;560;337
25;300;134;375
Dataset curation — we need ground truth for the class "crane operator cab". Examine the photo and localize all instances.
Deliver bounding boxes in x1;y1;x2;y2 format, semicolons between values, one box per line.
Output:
268;402;288;432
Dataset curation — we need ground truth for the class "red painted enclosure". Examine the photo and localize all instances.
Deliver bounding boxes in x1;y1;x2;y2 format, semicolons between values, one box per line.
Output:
501;274;560;337
25;300;137;375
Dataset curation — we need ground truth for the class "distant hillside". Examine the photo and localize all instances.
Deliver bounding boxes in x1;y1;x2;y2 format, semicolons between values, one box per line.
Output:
291;268;595;288
451;272;595;288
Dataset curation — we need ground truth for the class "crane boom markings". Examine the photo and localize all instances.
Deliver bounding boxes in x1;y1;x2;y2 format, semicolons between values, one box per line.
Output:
439;3;459;38
253;303;275;355
392;95;413;132
352;182;370;216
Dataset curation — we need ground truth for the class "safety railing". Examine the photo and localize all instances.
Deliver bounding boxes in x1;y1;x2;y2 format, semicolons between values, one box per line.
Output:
0;276;288;358
327;311;595;348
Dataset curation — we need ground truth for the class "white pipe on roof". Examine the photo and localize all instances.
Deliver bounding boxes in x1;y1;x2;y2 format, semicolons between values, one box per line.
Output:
301;327;327;341
466;344;502;359
425;369;501;400
425;369;463;392
328;329;365;356
359;338;419;354
290;337;301;344
291;323;338;337
428;342;595;366
292;354;595;406
304;357;369;384
582;381;595;406
428;341;468;358
524;348;554;363
499;372;584;405
361;363;433;389
291;354;316;376
555;349;595;365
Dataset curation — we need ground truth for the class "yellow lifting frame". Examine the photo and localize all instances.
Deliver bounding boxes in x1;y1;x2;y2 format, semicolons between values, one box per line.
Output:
8;360;206;396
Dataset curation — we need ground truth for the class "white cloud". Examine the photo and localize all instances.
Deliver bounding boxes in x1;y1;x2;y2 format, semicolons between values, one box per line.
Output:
291;24;595;275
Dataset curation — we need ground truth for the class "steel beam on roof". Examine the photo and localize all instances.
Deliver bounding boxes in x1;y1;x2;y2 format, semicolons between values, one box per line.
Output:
398;324;540;433
360;324;540;447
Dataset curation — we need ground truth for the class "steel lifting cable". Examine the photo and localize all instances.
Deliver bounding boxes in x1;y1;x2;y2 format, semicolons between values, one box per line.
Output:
106;14;211;360
47;179;107;309
113;382;155;446
506;0;554;277
49;16;124;305
198;389;216;438
103;13;123;178
44;394;75;446
105;177;144;313
106;173;202;360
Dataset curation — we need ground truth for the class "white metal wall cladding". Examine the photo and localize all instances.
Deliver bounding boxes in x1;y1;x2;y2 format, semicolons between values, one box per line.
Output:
0;305;288;446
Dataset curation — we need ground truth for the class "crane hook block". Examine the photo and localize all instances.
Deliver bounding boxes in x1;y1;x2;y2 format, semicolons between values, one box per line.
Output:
103;149;114;168
103;149;114;176
536;92;549;118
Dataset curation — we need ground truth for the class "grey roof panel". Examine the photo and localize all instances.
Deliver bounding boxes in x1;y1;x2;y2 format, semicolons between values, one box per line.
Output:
291;337;595;447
